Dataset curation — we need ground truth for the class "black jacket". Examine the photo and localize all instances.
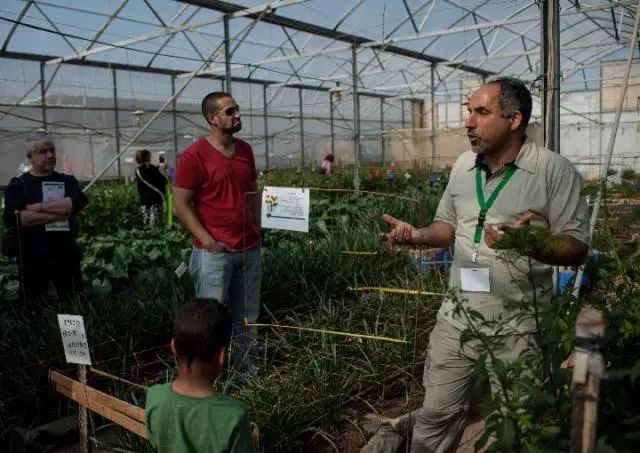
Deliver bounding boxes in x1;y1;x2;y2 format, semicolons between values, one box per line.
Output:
135;164;167;206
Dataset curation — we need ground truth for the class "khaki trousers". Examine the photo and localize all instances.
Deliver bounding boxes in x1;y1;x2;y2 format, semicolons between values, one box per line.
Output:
409;319;534;453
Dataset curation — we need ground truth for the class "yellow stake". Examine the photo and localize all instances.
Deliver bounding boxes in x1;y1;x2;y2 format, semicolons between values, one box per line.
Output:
340;251;378;256
89;367;148;391
246;323;407;344
349;286;444;297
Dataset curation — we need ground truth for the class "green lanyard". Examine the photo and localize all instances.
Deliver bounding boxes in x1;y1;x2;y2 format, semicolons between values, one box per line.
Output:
473;165;517;247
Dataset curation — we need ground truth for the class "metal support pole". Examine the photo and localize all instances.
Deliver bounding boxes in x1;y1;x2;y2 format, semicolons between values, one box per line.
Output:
39;62;47;130
84;37;236;192
572;0;640;300
541;0;561;152
352;44;361;191
263;85;270;170
430;63;437;169
111;68;122;178
329;92;335;158
224;15;232;95
298;87;305;167
380;97;385;165
552;0;560;153
171;75;178;169
401;99;406;129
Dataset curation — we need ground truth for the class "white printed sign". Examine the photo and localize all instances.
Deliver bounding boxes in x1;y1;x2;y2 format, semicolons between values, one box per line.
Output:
58;314;92;365
42;181;70;232
261;186;310;233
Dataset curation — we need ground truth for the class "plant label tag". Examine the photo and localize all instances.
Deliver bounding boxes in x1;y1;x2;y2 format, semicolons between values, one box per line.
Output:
403;172;412;180
57;314;92;365
460;267;490;293
175;262;188;278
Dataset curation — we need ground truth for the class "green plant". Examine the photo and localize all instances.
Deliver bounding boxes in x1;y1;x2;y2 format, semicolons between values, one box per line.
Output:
78;224;191;296
79;181;143;236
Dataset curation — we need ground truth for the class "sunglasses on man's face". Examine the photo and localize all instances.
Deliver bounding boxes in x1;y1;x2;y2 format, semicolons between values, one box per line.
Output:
36;147;56;155
221;105;240;116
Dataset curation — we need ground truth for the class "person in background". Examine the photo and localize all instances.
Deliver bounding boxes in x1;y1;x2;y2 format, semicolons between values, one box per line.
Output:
134;149;167;228
320;153;334;176
173;92;261;381
2;132;88;307
146;299;256;453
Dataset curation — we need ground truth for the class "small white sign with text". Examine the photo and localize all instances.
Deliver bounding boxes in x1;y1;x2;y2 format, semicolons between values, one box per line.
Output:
57;314;92;365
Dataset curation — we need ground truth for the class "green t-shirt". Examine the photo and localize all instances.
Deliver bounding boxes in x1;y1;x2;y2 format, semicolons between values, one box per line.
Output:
146;383;256;453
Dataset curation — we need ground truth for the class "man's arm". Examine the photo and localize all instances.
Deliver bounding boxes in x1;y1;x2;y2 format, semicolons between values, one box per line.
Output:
173;187;231;252
249;181;261;229
382;214;455;248
485;212;588;266
19;210;67;227
532;234;588;266
25;198;73;216
29;176;89;217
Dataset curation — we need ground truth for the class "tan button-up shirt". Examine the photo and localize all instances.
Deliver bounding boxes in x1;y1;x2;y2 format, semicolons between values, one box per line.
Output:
434;138;590;333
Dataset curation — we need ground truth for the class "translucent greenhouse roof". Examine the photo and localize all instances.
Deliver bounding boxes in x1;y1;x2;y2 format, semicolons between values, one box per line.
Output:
0;0;637;98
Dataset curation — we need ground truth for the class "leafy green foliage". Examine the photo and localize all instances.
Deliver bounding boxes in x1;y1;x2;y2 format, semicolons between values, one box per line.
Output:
79;181;143;236
79;224;191;296
493;225;564;256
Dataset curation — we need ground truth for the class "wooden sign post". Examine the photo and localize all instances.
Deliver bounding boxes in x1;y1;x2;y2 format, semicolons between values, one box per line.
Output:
569;307;605;453
58;315;92;453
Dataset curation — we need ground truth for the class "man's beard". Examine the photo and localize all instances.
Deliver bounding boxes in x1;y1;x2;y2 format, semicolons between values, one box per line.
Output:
228;121;242;133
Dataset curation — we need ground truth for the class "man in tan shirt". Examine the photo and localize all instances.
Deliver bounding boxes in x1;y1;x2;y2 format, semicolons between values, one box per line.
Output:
381;77;589;452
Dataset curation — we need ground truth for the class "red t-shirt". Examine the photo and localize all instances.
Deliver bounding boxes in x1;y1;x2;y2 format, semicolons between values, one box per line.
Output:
175;137;260;251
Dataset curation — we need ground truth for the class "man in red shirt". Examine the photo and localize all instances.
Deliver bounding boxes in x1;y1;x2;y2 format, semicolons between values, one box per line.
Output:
173;92;261;380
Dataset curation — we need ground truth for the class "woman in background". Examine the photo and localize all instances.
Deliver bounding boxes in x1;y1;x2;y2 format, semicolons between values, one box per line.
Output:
135;149;167;228
320;153;334;176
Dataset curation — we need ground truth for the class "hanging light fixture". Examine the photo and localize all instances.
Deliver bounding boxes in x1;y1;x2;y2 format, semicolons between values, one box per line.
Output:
330;82;343;103
131;108;145;125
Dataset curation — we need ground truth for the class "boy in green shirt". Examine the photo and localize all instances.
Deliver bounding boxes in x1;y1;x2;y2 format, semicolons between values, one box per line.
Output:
146;299;256;453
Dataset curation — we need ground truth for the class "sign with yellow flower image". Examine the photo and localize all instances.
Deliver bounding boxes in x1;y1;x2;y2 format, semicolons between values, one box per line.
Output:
261;186;310;232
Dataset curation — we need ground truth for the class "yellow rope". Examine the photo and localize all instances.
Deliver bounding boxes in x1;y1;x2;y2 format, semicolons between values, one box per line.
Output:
349;286;444;297
340;251;378;256
306;187;419;204
89;367;148;391
246;323;407;344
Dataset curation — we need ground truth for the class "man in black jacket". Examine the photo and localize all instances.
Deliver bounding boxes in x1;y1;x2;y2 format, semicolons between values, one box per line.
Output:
3;132;88;306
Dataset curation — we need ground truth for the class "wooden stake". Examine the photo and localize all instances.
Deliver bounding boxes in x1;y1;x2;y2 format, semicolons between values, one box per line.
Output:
79;365;89;453
582;375;600;452
570;307;605;453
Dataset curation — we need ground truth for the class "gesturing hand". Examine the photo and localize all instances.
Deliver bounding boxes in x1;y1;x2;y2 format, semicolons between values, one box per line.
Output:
484;211;533;249
382;214;421;245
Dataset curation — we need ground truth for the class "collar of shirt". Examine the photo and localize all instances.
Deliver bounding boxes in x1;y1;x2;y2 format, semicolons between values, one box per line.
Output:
468;136;539;177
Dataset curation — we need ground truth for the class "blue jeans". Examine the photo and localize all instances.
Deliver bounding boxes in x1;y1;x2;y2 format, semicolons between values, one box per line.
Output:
190;246;261;377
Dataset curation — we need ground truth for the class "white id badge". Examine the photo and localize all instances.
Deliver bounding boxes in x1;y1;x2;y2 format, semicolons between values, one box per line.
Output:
42;181;70;232
460;265;490;293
